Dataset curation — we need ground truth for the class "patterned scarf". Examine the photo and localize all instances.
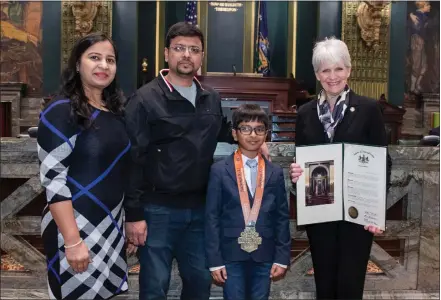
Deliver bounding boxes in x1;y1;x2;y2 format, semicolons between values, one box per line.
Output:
317;85;351;142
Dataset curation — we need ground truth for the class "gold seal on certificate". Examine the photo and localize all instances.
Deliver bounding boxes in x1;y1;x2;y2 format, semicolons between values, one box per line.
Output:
348;206;359;219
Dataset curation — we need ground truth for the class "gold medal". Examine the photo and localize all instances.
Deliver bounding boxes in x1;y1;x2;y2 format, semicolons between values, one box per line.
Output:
238;226;262;253
234;150;266;253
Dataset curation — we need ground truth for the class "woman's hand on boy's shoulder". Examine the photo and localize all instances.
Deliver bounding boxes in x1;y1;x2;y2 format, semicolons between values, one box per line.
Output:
259;142;271;161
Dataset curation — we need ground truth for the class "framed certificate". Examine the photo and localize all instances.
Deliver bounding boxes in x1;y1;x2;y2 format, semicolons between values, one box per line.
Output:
295;143;387;230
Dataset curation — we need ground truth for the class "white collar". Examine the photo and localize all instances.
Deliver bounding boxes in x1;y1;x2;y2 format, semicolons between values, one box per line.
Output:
242;154;259;167
159;69;204;92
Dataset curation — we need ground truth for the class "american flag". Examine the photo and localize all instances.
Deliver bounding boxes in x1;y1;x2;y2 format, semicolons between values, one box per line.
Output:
185;1;201;75
185;1;197;25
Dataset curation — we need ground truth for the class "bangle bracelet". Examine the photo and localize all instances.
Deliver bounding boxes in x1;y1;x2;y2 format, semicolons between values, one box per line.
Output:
64;238;83;249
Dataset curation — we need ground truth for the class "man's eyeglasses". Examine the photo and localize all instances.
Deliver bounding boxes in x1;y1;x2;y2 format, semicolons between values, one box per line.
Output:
169;45;202;55
236;125;267;136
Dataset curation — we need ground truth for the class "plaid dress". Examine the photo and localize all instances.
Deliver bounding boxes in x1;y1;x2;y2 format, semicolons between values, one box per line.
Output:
38;98;130;299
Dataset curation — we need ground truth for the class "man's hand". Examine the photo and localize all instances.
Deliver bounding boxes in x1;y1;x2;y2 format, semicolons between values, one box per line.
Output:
125;221;147;246
211;267;228;284
259;142;271;161
270;264;287;281
289;160;304;183
126;243;138;256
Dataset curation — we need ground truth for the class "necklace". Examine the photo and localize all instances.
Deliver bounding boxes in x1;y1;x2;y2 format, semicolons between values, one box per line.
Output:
89;101;108;111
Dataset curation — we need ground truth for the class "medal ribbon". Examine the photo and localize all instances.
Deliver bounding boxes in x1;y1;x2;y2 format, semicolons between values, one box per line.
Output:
233;149;266;226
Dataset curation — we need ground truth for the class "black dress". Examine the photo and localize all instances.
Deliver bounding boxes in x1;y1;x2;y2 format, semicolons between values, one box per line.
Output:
37;98;130;299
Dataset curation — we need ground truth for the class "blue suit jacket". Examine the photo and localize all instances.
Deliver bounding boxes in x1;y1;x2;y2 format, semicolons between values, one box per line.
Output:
205;153;291;268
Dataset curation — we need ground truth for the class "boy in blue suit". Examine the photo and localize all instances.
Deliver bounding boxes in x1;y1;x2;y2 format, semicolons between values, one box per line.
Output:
205;104;291;300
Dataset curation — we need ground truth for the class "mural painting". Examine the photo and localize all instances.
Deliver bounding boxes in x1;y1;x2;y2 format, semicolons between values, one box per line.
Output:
1;1;43;95
406;1;440;96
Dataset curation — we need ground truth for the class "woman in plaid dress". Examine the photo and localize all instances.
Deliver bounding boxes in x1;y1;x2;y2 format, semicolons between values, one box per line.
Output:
37;33;132;300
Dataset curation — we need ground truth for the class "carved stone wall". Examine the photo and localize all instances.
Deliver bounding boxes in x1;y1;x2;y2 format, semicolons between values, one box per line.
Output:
19;98;41;129
342;1;391;100
61;1;113;68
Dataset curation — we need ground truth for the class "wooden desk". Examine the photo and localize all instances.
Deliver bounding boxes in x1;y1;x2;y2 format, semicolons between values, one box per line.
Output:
197;75;404;144
378;99;406;144
198;75;299;113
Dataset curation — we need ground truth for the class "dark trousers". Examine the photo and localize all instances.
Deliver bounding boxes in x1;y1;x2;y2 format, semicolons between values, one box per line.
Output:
138;203;212;300
223;261;272;300
306;221;374;300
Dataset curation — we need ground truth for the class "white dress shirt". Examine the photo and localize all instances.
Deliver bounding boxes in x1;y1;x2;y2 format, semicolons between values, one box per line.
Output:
243;155;258;196
209;154;287;271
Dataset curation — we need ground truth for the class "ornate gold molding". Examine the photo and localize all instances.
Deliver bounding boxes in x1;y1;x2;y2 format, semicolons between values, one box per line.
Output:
61;1;112;69
356;1;389;51
70;2;100;38
243;1;255;73
198;1;208;74
287;1;298;78
155;1;165;75
342;1;391;99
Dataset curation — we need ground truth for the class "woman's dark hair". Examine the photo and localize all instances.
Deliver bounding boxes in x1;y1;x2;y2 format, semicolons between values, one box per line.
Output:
165;22;204;50
232;104;269;129
59;32;124;127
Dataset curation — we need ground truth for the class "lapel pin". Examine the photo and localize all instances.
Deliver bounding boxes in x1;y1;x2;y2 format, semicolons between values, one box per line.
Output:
350;107;355;112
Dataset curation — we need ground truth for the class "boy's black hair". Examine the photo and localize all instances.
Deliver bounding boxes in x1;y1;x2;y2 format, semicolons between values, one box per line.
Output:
232;104;269;129
166;22;204;50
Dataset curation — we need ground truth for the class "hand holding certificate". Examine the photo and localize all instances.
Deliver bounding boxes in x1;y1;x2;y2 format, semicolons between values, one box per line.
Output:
295;143;387;230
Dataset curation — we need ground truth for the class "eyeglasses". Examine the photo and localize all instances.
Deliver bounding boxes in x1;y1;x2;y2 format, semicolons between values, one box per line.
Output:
236;125;267;136
169;45;202;55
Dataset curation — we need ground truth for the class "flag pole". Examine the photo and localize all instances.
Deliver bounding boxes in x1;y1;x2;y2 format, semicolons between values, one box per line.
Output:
255;1;261;73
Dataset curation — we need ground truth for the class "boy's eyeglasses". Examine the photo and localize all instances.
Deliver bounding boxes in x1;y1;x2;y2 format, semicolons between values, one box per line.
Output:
236;125;267;136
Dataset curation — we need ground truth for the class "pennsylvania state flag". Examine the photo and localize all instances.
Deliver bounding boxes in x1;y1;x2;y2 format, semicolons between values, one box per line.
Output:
256;1;270;76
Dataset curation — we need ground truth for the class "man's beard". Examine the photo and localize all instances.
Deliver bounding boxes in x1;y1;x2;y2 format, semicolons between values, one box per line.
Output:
176;61;195;75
